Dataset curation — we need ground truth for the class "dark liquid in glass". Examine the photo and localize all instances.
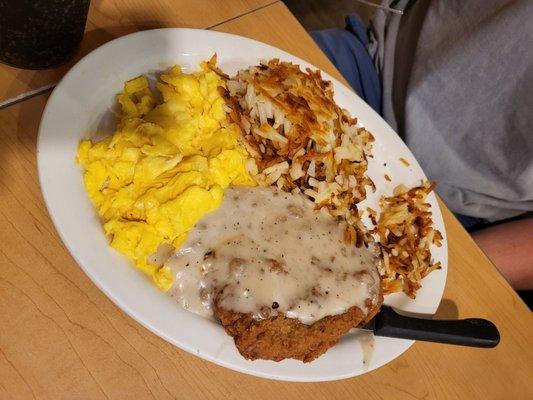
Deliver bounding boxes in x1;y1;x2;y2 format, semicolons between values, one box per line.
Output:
0;0;90;69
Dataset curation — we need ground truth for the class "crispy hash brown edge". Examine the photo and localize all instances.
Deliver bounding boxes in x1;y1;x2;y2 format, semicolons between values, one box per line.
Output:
372;182;443;298
221;58;375;249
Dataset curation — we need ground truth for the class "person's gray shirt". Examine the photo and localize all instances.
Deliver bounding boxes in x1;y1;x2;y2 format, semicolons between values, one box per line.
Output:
369;0;533;221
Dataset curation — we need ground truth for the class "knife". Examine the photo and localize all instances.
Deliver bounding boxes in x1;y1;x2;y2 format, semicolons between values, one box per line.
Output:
360;306;500;348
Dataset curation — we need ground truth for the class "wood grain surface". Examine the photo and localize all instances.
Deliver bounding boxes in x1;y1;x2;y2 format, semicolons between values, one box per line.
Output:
0;2;532;399
0;0;274;105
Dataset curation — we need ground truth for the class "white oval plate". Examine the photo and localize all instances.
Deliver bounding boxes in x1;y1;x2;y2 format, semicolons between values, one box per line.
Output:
37;28;447;382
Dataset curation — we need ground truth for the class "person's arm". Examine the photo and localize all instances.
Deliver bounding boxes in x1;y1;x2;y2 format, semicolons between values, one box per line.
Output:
472;218;533;290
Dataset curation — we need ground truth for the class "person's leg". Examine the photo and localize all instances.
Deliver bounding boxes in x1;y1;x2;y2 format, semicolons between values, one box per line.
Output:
472;218;533;290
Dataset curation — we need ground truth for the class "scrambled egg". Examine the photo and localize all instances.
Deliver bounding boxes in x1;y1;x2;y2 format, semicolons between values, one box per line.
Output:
77;59;255;291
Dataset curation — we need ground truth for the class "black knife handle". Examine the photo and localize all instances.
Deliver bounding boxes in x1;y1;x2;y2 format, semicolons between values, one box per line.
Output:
374;306;500;348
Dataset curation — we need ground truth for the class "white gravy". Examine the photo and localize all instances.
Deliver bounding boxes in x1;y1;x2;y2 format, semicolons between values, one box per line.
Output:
167;187;380;325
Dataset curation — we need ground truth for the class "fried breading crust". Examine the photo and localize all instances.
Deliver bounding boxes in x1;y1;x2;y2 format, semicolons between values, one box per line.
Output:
214;296;382;363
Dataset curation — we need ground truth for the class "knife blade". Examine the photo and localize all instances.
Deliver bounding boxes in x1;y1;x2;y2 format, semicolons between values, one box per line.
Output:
359;305;500;348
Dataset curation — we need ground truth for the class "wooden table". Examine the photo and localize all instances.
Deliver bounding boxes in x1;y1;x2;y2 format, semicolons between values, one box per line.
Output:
1;1;532;399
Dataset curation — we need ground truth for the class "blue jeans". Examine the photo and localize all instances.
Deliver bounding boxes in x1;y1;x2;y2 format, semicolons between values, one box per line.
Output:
310;14;381;114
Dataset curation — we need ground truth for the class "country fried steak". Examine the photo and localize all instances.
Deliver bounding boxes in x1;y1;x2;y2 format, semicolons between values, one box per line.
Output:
214;293;382;363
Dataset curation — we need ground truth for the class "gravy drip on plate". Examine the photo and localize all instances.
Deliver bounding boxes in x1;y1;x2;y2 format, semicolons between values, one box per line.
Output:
167;187;380;324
